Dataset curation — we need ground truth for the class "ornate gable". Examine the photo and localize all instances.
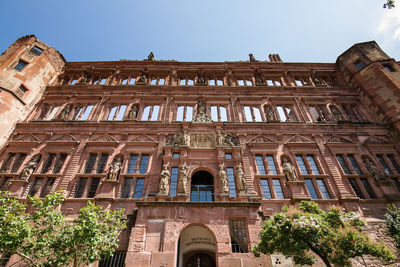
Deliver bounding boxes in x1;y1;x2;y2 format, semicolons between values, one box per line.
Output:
87;134;119;146
325;135;353;143
248;134;277;144
12;134;40;143
130;134;157;143
364;135;390;144
286;134;312;143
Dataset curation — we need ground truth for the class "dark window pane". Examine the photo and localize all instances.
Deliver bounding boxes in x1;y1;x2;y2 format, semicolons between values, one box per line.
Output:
14;60;27;71
317;179;331;199
53;154;67;173
307;155;320;174
392;178;400;193
337;155;351;174
133;178;144;198
11;153;26;173
75;178;88;198
85;154;97;174
121;178;133;198
99;252;126;267
127;154;138;174
30;46;44;55
305;178;319;199
376;155;393;175
272;179;284;199
348;155;362;175
169;167;178;197
96;154;109;174
0;178;11;191
355;60;365;70
349;178;364;199
227;167;237;197
41;154;56;173
296;156;308;174
139;155;149;174
225;153;232;159
383;64;395;72
360;178;376;199
87;178;100;198
388;155;400;174
266;156;277;175
229;220;248;253
28;178;43;197
260;179;271;199
1;153;16;173
40;178;55;198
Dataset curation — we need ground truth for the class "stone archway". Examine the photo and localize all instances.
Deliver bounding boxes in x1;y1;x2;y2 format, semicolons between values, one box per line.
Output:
177;225;217;267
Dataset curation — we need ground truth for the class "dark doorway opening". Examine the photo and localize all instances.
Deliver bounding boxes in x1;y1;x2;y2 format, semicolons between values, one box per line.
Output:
190;171;214;202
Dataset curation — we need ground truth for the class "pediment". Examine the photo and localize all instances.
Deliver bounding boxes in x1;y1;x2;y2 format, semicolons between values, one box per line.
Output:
325;135;353;144
50;134;78;142
129;134;157;143
286;134;313;143
90;134;118;143
12;134;40;143
248;134;277;144
364;135;390;144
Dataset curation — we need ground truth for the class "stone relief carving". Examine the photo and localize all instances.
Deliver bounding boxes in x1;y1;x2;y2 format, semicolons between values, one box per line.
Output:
218;163;229;194
192;100;213;123
217;131;225;146
249;135;276;143
147;52;154;61
107;157;122;181
365;136;390;144
159;163;170;194
330;105;343;121
190;134;215;148
168;132;184;147
249;53;256;62
182;131;189;146
254;71;263;86
178;162;189;194
223;133;239;147
326;135;352;143
236;164;247;193
91;134;117;143
364;158;386;182
136;71;148;85
127;104;139;119
58;104;72;120
196;73;206;85
264;106;275;121
287;135;312;143
282;157;298;182
20;154;41;180
76;71;91;85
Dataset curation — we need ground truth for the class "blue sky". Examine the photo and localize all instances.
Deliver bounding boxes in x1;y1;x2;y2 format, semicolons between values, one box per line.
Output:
1;0;399;63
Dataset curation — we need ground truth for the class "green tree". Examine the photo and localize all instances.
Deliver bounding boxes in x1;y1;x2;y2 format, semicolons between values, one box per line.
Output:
252;201;395;267
385;204;400;253
0;191;126;267
384;0;396;8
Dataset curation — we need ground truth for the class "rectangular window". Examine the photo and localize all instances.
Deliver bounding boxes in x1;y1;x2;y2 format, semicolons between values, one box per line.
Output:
317;179;331;199
87;178;100;198
96;154;109;174
0;153;16;173
30;46;44;55
255;155;266;175
0;178;10;191
75;178;88;198
229;220;249;253
296;156;308;174
53;154;67;174
392;178;400;193
227;167;237;198
28;178;43;197
169;167;178;197
15;85;28;98
176;106;193;121
276;106;297;122
383;64;395;72
266;156;277;174
260;179;272;199
336;155;351;174
360;178;376;199
211;106;228;122
11;153;27;173
121;178;133;198
74;105;94;120
243;106;262;122
225;153;232;159
107;105;127;121
173;153;180;159
376;155;393;175
305;178;319;199
40;178;55;198
355;60;365;70
141;105;160;121
348;155;362;175
46;106;60;120
41;154;56;173
85;154;97;174
14;60;27;71
139;155;149;174
133;178;144;198
272;179;284;199
307;155;320;174
127;154;138;174
388;155;400;174
348;178;364;199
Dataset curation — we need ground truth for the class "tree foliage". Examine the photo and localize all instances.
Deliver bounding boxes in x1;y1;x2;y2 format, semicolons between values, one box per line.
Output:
385;204;400;253
252;201;394;267
0;191;126;267
384;0;396;8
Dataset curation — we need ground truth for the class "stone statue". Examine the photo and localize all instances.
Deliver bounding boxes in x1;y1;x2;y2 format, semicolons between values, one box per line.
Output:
264;106;275;121
147;52;154;61
196;73;206;85
254;72;263;85
178;162;189;194
192;100;213;123
218;164;228;194
364;158;386;181
128;104;139;119
182;131;189;146
282;157;298;181
58;104;72;120
77;71;90;85
159;163;170;194
137;71;148;84
107;157;122;181
330;105;343;121
236;164;247;193
249;53;256;62
217;131;225;146
20;154;40;180
224;133;239;147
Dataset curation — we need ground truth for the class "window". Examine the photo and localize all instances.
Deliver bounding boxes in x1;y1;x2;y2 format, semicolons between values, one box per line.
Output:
211;106;228;122
53;154;67;173
169;167;179;197
0;177;11;191
107;105;127;121
225;153;232;159
296;155;320;175
227;167;237;198
15;85;28;98
0;153;27;173
191;171;214;202
14;60;27;71
42;105;60;120
266;156;277;174
40;178;55;198
387;155;400;174
304;178;319;199
348;155;363;175
74;177;100;198
84;153;109;174
141;105;160;121
99;252;126;267
127;154;150;174
176;106;193;121
260;179;272;199
74;105;94;120
41;154;56;173
255;155;266;175
296;156;308;174
337;154;362;175
355;60;365;70
317;179;331;199
383;64;395;72
28;178;43;196
376;154;393;175
243;106;262;122
120;178;133;198
229;220;248;253
139;155;149;174
348;178;376;199
308;105;331;122
336;155;352;175
272;179;284;199
173;153;180;159
349;178;364;199
30;46;44;55
133;178;145;198
96;154;109;173
276;105;297;122
360;178;376;199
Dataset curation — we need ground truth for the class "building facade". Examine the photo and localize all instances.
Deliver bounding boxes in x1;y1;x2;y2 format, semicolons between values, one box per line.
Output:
1;36;400;267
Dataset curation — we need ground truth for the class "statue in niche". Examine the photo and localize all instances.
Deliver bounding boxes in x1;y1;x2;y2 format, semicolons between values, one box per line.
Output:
249;53;256;62
330;105;343;121
236;164;247;193
178;162;189;194
169;133;183;147
159;163;170;194
182;131;189;146
254;72;263;86
219;164;228;194
364;158;386;182
224;133;239;147
282;157;298;181
77;71;91;85
264;106;275;121
127;104;139;119
196;73;206;85
217;131;225;146
192;100;213;123
20;154;41;180
147;52;154;61
107;157;122;181
58;104;72;120
137;71;148;85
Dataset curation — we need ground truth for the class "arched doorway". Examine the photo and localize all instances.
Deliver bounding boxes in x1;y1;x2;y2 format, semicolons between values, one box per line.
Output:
190;171;214;202
177;225;217;267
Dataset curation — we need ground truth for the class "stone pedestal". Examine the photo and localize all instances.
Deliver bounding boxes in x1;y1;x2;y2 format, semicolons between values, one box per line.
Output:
9;179;28;197
218;192;229;201
238;192;249;202
176;192;187;201
157;193;168;201
287;181;310;200
376;179;398;199
95;180;119;199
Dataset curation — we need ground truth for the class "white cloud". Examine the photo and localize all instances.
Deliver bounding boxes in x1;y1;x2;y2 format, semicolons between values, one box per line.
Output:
376;7;400;45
